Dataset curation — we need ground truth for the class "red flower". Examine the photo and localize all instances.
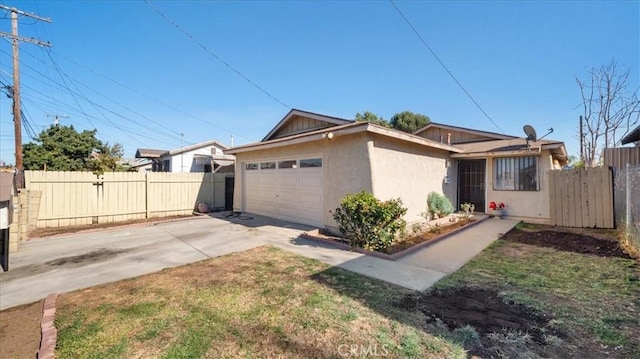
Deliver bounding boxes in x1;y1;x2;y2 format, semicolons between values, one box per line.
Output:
489;201;505;210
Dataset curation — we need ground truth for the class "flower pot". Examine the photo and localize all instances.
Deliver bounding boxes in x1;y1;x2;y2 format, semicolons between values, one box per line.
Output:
493;209;504;219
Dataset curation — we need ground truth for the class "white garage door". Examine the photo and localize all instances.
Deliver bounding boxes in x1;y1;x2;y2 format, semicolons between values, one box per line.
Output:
243;157;323;226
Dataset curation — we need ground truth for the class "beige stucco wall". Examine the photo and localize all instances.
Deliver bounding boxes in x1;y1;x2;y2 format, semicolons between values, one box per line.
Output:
368;134;455;224
232;132;374;227
484;150;556;222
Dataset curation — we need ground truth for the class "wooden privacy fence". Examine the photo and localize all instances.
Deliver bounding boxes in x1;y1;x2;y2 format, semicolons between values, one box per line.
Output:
25;171;234;228
549;167;614;228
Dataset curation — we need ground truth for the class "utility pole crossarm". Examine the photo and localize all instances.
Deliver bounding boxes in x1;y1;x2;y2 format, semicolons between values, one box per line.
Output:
0;4;52;189
0;31;51;47
0;4;52;22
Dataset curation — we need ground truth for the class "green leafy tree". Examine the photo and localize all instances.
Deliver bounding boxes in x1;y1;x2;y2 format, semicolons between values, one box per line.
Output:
23;124;124;173
389;111;430;133
355;111;390;127
88;143;125;175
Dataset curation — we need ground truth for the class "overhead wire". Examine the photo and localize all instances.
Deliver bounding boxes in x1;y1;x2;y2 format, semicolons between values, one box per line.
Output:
44;49;178;146
49;49;256;142
0;67;182;148
0;51;189;147
43;49;99;132
388;0;506;134
143;0;290;109
8;44;228;147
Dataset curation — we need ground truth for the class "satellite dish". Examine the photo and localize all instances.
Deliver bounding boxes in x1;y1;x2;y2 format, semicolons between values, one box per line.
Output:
523;125;537;141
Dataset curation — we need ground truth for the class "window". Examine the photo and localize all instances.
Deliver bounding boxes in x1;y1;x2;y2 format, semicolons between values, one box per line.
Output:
245;163;258;170
278;160;297;169
162;159;171;172
260;161;276;170
299;158;322;168
494;156;538;191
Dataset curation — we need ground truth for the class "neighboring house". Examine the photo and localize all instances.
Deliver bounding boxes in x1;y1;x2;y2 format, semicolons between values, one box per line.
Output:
226;109;567;229
122;158;153;173
621;124;640;147
136;140;235;173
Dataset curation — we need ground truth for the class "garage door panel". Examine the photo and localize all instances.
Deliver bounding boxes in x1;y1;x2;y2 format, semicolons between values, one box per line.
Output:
243;159;323;227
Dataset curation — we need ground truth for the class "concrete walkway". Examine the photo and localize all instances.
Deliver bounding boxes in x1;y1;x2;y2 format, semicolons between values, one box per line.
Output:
399;218;519;273
0;214;517;309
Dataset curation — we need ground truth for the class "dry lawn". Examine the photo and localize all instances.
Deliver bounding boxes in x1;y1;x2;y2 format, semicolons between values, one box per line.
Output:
55;246;464;358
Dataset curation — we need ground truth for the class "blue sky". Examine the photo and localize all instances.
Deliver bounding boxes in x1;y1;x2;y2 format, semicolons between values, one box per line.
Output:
0;0;638;163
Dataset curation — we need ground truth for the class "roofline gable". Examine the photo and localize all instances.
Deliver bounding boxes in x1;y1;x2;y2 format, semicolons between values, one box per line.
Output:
413;122;517;141
261;108;353;142
228;121;462;155
167;139;229;156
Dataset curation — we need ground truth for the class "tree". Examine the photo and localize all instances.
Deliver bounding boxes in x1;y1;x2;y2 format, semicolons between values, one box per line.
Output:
389;111;430;133
577;60;640;167
88;143;125;175
23;124;124;173
355;111;390;127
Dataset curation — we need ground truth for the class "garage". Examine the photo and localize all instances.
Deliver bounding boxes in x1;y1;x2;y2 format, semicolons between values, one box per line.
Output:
243;157;323;226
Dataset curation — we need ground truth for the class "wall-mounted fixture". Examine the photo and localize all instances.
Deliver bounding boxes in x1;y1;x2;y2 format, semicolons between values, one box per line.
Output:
443;175;451;184
323;132;334;140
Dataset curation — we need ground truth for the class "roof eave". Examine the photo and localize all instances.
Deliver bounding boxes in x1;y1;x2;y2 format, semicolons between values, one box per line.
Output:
227;122;462;155
413;122;517;140
168;140;228;156
620;125;640;145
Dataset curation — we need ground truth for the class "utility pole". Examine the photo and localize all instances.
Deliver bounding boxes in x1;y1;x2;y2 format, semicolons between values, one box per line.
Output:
0;4;51;188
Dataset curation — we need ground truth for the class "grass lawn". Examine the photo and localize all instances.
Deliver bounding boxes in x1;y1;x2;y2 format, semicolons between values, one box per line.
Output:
428;226;640;358
52;225;639;358
54;246;464;358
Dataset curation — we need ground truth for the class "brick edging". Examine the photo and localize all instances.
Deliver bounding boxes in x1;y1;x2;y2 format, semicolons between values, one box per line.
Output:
300;216;491;261
38;293;58;359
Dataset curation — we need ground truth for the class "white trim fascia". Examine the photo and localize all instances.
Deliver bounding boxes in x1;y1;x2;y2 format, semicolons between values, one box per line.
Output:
261;109;352;141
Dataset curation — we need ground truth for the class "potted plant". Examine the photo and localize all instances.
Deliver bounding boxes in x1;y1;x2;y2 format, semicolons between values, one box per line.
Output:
488;201;506;219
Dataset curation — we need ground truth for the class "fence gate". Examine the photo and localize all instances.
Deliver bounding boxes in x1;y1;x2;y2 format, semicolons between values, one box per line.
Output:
549;167;614;228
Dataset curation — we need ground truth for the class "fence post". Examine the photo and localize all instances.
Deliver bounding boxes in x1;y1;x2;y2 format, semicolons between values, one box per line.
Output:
626;163;631;228
145;172;150;219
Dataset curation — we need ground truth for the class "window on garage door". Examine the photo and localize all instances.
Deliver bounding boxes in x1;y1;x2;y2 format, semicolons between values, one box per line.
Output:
278;160;297;169
299;158;322;168
260;162;276;170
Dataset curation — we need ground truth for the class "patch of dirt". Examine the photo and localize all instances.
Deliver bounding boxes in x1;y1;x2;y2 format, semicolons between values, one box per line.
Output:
0;300;43;359
400;288;551;340
502;228;632;258
388;219;477;254
29;215;195;238
398;287;568;358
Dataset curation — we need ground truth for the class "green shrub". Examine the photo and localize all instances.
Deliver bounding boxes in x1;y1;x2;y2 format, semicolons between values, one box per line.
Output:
427;192;454;219
331;191;407;251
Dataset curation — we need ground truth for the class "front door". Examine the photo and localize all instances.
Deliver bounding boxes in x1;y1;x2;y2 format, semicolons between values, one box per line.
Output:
458;159;486;211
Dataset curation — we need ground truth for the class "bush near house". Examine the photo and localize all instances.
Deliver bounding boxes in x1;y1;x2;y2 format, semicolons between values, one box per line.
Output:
332;191;407;251
426;192;454;219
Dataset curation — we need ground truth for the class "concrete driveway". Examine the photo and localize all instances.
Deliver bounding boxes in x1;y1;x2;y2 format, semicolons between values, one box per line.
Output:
1;213;448;309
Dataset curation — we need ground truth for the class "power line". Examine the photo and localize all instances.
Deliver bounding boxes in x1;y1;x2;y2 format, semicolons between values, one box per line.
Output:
49;48;256;142
1;68;183;148
14;45;188;141
388;0;506;134
1;54;189;146
143;0;290;109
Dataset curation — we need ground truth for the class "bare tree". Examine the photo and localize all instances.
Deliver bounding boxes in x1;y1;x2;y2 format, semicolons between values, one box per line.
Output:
577;61;640;167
